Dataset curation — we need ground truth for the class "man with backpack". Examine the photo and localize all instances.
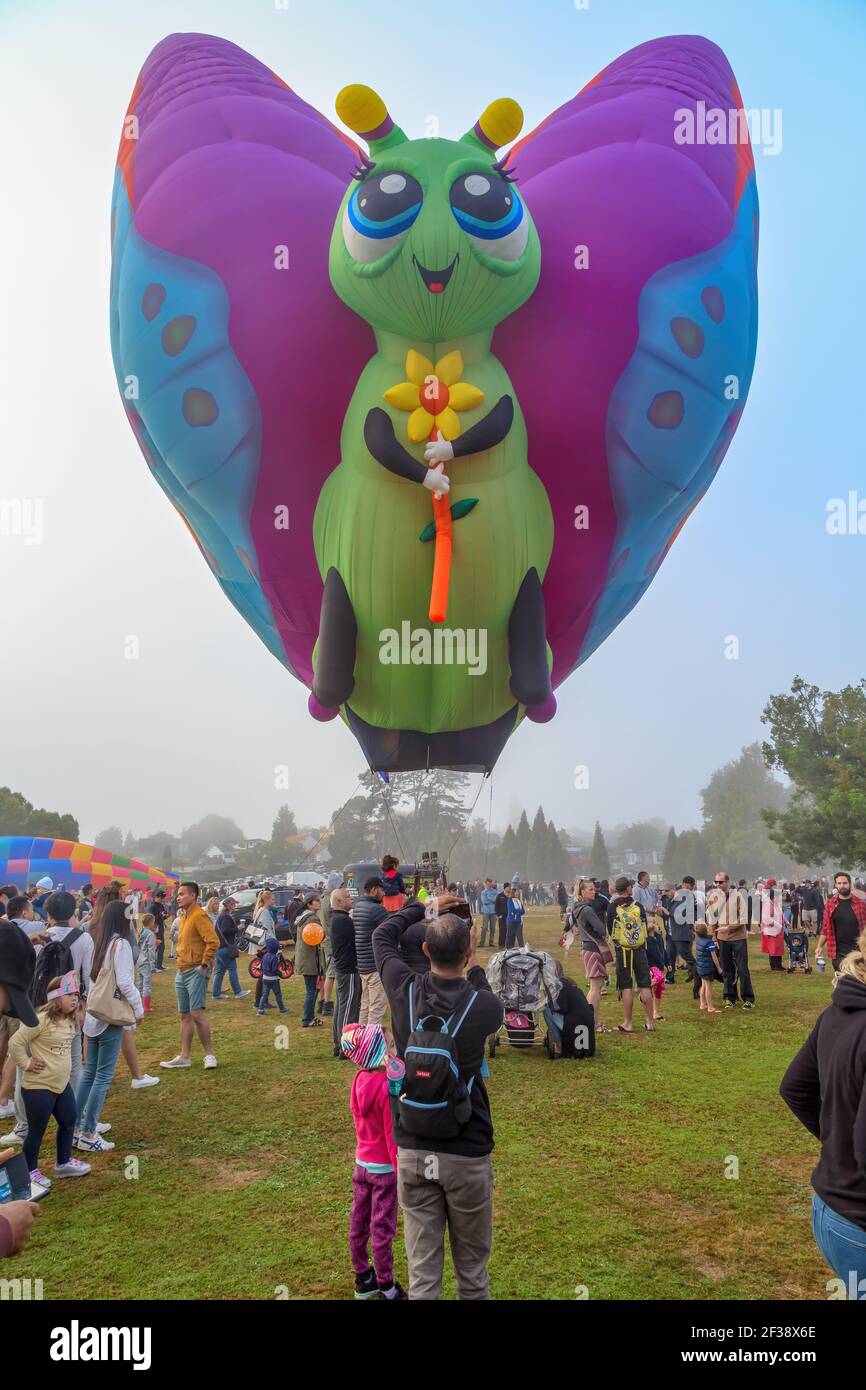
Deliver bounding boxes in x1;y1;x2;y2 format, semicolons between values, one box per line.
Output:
605;876;655;1034
373;894;504;1300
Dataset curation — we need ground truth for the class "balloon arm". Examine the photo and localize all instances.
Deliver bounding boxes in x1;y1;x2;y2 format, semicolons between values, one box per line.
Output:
363;407;428;484
450;394;513;458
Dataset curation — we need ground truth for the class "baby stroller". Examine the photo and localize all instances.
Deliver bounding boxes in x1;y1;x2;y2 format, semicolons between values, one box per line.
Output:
785;926;812;974
485;947;561;1059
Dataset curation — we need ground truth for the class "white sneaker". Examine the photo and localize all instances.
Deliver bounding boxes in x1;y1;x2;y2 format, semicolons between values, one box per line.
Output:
234;990;250;999
97;1121;112;1134
131;1073;160;1089
203;1054;217;1069
76;1133;115;1153
0;1127;26;1146
160;1055;192;1069
54;1158;91;1178
0;1100;15;1119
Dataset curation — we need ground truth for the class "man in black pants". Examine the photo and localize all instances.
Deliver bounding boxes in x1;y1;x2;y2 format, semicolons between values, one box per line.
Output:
706;872;754;1009
494;883;511;949
329;887;360;1058
151;889;167;971
669;877;699;995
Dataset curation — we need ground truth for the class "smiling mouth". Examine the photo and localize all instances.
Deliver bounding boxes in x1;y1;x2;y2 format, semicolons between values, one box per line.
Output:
413;254;458;294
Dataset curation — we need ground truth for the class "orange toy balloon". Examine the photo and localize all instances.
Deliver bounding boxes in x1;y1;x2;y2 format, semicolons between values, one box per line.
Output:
301;921;324;947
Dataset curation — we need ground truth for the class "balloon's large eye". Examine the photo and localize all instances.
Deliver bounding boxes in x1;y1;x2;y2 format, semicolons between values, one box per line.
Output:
450;173;527;260
343;170;423;263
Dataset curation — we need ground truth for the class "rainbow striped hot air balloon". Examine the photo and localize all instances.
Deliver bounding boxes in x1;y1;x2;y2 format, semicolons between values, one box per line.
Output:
0;837;178;893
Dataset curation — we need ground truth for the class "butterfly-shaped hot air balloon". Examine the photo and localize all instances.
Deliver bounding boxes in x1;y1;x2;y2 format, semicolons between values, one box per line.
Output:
110;33;758;773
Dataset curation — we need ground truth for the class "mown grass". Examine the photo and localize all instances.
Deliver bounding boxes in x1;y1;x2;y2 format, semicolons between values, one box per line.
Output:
4;909;831;1300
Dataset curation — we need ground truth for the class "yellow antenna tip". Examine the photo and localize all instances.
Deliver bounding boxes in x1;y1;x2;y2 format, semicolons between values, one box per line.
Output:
478;98;524;149
335;84;389;137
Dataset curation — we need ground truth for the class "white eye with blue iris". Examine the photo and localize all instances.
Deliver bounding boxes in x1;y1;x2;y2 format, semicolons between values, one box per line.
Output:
450;171;527;261
343;170;423;263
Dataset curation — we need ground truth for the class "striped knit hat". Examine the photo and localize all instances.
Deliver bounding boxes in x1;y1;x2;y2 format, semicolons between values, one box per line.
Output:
340;1022;388;1070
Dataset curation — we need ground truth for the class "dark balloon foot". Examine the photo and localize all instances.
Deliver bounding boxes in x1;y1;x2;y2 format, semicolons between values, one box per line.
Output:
525;691;557;723
308;693;339;721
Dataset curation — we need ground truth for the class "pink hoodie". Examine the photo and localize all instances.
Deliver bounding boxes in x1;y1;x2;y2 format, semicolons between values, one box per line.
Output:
350;1068;398;1170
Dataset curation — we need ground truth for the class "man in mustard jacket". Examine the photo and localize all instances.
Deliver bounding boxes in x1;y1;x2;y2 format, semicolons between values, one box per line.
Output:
160;881;221;1070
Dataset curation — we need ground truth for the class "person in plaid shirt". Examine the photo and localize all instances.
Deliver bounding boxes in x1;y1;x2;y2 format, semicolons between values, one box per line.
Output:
816;872;866;971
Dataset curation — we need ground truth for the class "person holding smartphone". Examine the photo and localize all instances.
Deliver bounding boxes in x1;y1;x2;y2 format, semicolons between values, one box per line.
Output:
372;894;504;1300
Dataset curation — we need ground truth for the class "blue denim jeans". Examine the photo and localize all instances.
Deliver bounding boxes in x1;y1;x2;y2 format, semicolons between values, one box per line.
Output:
812;1194;866;1294
259;979;286;1012
302;974;319;1025
76;1025;124;1135
543;1008;564;1043
212;947;242;997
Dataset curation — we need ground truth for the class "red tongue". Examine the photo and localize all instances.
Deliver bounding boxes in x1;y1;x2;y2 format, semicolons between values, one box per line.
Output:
429;282;444;293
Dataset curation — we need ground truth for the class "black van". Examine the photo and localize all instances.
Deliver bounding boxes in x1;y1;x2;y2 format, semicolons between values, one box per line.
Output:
342;862;444;901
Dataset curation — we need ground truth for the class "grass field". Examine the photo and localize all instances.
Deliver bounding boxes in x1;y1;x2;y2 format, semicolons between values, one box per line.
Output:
3;909;833;1300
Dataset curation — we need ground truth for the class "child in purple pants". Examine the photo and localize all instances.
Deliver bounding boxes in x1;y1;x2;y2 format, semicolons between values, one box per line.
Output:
341;1022;406;1300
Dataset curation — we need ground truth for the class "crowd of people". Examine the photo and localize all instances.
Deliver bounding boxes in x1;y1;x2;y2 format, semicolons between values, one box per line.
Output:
1;858;865;1300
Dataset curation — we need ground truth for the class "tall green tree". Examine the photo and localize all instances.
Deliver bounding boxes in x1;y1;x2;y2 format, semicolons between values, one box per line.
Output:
612;819;669;852
0;787;79;841
589;821;610;878
662;826;679;881
181;814;245;862
390;770;470;865
526;807;548;880
513;810;531;879
326;796;380;870
93;825;124;852
271;804;298;846
498;824;519;880
671;827;711;882
546;818;569;880
702;743;796;879
762;677;866;869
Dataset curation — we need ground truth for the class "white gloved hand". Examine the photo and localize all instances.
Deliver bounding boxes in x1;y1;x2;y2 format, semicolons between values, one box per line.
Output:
423;468;450;496
424;437;454;465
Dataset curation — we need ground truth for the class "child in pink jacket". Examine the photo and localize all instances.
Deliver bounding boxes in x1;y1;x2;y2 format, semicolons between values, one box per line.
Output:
341;1022;406;1300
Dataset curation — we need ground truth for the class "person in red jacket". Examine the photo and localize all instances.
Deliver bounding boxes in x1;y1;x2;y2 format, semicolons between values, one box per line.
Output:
817;872;866;974
342;1022;406;1301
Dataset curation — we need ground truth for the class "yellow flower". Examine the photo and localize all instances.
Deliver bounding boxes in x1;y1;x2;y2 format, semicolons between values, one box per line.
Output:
384;349;484;443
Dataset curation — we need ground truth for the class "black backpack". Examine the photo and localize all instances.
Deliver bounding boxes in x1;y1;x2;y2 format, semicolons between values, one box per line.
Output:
31;928;84;1008
396;976;478;1140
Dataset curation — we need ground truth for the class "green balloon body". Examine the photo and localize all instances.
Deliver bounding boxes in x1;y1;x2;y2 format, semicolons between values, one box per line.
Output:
313;132;554;741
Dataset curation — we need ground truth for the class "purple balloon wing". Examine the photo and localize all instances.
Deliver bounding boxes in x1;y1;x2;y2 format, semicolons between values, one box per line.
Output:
110;33;373;684
496;35;759;686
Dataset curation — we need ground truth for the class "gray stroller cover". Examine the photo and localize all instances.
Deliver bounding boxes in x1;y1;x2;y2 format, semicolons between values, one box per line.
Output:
486;947;561;1012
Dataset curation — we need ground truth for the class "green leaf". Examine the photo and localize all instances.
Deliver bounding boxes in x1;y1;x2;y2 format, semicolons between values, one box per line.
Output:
418;498;479;543
451;498;479;522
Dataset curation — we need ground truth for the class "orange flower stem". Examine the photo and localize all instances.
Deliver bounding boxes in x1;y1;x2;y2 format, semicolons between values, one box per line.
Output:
428;428;452;624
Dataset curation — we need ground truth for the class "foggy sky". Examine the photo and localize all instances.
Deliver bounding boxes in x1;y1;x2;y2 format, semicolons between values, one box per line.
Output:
2;0;862;847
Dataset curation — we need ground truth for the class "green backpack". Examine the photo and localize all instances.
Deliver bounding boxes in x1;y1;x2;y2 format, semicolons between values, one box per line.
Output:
611;901;646;951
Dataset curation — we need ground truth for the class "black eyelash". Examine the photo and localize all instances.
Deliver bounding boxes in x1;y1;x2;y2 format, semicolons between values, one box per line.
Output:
492;157;518;184
352;153;377;181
